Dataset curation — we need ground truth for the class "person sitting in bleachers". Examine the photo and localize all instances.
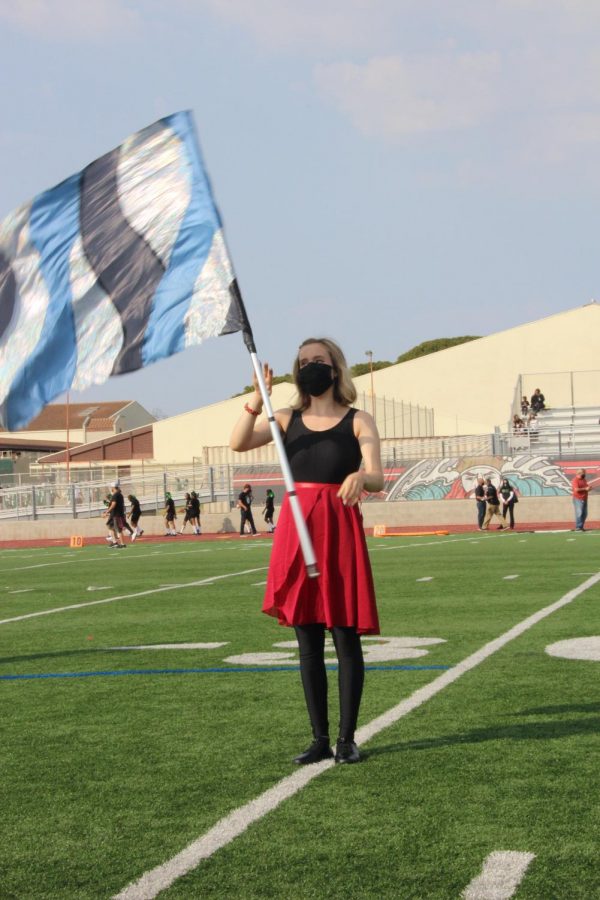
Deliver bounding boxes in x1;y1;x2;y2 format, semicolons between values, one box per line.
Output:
521;395;530;417
512;414;525;433
530;388;546;413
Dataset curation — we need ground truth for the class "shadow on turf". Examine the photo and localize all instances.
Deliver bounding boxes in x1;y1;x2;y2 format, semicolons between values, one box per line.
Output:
363;716;600;757
508;701;600;716
0;648;138;665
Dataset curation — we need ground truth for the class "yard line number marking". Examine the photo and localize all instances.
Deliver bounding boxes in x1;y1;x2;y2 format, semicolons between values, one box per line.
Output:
462;850;536;900
112;571;600;900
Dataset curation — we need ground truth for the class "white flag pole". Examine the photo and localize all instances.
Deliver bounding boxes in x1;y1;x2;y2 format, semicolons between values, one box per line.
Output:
227;281;319;578
249;351;319;578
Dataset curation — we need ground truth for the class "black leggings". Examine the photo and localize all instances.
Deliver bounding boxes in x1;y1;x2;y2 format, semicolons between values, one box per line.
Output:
294;624;364;743
502;501;515;528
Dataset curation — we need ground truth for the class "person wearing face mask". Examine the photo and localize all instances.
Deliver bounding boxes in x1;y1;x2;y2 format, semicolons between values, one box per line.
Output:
230;337;383;766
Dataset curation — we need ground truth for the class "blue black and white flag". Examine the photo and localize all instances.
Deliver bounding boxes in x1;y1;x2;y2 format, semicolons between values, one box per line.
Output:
0;111;246;431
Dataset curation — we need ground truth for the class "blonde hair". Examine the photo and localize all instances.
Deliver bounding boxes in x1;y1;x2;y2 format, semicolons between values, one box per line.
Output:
291;337;357;411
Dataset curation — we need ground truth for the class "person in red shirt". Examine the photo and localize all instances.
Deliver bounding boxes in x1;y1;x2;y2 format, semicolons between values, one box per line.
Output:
572;468;591;531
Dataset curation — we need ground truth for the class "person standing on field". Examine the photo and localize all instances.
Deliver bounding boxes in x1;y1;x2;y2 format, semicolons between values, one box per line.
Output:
474;476;486;530
482;478;505;530
127;494;143;541
499;478;517;530
572;468;591;531
263;489;276;533
230;337;383;766
164;493;177;536
237;483;257;535
105;483;127;548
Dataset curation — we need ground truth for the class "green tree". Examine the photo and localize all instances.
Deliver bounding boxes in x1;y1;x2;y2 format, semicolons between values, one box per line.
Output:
350;360;393;377
396;336;480;364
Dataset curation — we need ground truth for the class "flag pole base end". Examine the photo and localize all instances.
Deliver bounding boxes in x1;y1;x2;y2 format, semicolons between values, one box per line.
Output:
306;563;320;579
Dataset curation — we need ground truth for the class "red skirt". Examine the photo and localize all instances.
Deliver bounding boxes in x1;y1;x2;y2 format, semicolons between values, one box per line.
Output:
262;483;380;635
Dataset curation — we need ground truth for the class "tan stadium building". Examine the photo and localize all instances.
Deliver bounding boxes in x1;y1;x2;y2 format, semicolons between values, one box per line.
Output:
145;301;600;463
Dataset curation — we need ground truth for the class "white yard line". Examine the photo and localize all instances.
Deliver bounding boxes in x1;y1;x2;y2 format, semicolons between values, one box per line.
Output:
462;850;536;899
113;571;600;900
373;534;502;552
0;547;222;574
0;567;268;627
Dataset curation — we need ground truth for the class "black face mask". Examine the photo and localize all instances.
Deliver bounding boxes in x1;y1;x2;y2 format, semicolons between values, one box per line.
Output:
297;362;335;397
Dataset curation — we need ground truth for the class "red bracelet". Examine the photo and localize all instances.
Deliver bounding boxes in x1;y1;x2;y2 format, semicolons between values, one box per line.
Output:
244;402;260;417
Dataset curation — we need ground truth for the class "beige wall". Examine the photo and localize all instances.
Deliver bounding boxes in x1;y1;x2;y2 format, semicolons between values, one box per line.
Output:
3;428;113;445
150;303;600;459
152;382;297;464
352;302;600;435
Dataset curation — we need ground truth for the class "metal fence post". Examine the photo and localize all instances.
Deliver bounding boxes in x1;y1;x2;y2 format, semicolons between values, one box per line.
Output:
71;484;77;519
31;486;37;521
570;371;574;408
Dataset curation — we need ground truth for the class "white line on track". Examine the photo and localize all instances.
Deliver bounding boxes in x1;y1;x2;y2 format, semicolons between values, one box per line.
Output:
112;570;600;900
0;567;268;627
462;850;536;899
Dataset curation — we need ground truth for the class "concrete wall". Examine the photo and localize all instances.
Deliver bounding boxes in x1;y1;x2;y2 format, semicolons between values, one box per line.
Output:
352;302;600;435
3;428;113;445
149;303;600;460
1;495;595;541
152;383;297;464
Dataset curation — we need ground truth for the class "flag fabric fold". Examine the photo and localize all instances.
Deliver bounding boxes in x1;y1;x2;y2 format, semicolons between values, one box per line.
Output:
0;111;241;431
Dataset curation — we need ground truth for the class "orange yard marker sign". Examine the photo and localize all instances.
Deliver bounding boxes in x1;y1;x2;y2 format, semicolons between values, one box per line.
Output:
373;525;449;537
69;535;84;548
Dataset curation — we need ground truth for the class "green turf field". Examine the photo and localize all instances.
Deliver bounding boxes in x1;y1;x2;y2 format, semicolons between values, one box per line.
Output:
1;532;599;899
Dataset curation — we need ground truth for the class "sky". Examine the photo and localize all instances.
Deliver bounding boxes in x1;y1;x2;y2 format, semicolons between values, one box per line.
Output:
1;0;600;418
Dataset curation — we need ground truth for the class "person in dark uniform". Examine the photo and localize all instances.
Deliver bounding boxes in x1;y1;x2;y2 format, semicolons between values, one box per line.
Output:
180;492;195;533
499;478;517;530
105;483;127;548
230;337;383;765
263;489;276;533
237;483;257;535
164;493;177;536
482;478;505;530
190;491;202;534
474;476;486;530
127;494;143;541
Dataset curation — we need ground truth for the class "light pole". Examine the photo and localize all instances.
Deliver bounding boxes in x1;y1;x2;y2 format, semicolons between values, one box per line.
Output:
365;350;375;417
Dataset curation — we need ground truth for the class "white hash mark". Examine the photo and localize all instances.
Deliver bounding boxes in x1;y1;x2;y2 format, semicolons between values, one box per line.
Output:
462;850;536;899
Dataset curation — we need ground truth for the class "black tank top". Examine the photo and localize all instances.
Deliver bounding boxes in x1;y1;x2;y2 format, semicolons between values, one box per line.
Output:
283;408;362;484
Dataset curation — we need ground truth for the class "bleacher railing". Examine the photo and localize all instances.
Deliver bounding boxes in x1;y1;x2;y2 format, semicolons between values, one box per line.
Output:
514;370;600;420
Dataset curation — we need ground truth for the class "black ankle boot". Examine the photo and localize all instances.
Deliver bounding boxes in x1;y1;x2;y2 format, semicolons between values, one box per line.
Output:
293;737;333;765
335;739;360;764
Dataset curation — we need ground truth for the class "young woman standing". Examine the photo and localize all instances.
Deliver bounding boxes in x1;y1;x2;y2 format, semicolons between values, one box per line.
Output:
230;338;383;765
